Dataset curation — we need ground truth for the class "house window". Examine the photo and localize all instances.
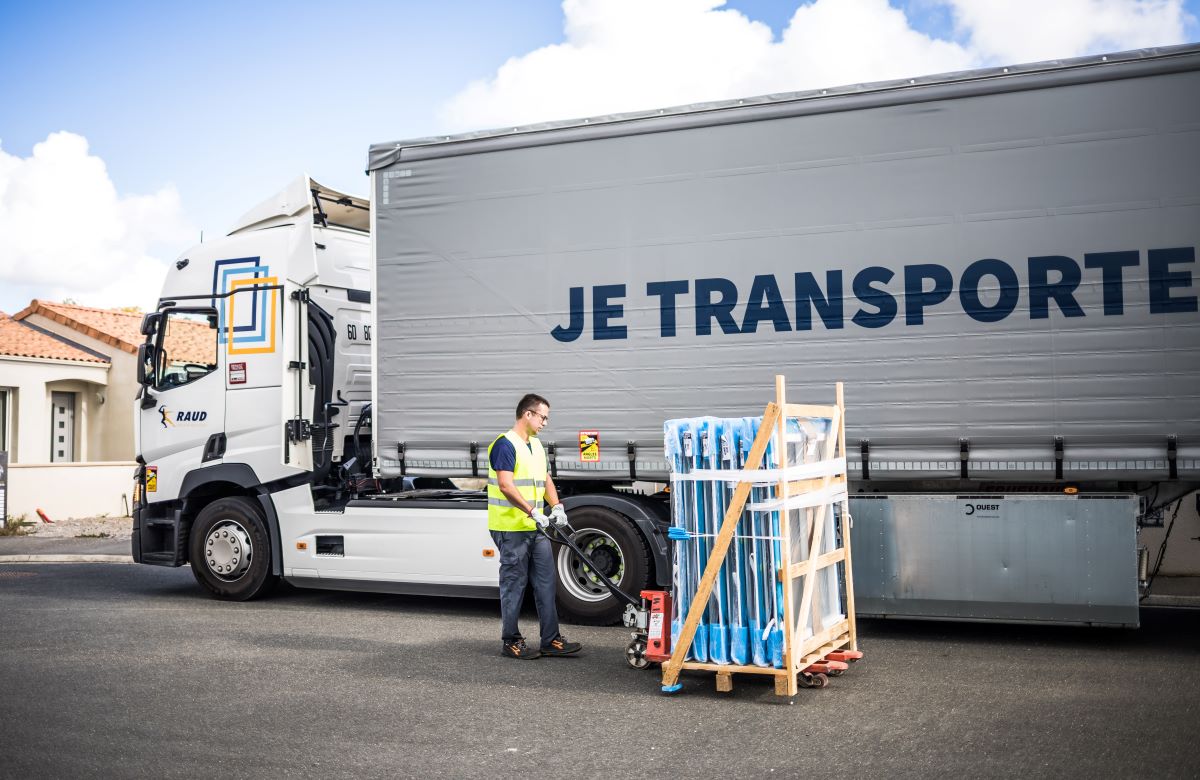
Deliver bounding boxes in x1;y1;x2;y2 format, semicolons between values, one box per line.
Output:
50;391;76;463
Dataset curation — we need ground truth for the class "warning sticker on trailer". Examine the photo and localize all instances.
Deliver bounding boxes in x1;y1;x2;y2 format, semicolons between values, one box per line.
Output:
229;362;247;385
146;466;158;493
579;430;600;462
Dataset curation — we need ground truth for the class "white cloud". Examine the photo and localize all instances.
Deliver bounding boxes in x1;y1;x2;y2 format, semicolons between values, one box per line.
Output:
0;132;193;314
946;0;1191;64
441;0;781;131
438;0;1190;132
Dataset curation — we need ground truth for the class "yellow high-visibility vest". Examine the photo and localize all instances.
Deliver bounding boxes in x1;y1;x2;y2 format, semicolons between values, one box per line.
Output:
486;431;548;532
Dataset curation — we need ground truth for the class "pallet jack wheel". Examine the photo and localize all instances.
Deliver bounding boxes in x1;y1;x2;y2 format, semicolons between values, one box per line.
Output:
799;673;816;688
626;637;650;670
828;669;845;677
813;672;829;688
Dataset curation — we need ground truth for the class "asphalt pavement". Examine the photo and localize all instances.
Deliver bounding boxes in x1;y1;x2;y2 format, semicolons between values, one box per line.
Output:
1;563;1198;779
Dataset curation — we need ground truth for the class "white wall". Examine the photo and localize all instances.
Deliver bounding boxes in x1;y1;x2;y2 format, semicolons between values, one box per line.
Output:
20;315;138;461
6;462;136;520
0;356;109;463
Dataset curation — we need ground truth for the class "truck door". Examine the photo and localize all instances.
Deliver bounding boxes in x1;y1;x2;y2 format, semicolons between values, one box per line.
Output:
138;309;224;501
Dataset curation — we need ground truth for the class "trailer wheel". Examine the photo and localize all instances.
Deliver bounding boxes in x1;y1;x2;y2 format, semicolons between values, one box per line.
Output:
188;497;278;601
554;506;651;626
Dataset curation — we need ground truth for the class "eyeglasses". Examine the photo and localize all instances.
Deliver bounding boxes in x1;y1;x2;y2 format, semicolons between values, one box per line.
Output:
526;410;549;424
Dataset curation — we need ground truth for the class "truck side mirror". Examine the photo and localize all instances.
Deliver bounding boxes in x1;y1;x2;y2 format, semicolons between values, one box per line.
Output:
137;342;155;386
140;312;161;337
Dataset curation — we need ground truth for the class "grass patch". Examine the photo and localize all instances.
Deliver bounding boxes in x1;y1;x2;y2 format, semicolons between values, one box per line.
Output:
1;516;33;536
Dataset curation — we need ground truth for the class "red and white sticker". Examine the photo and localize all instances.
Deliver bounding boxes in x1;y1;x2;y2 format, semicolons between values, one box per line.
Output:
648;611;664;640
229;362;247;385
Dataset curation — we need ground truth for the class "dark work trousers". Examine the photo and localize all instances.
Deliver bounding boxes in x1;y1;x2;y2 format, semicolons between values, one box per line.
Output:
490;529;560;647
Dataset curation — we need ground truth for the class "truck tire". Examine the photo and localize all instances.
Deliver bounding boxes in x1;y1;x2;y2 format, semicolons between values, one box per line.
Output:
188;497;279;601
554;505;652;626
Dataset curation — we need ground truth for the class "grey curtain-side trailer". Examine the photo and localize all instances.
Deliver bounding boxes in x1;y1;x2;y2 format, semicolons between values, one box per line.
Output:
367;45;1200;627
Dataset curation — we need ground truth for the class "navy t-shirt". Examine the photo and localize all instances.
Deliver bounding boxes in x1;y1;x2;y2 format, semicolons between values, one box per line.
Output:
489;436;534;473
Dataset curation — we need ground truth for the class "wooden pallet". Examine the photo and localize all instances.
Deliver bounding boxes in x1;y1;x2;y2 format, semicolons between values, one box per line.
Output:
661;376;861;697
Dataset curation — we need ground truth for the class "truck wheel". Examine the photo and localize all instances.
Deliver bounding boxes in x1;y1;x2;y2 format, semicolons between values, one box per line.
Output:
188;497;278;601
554;506;651;625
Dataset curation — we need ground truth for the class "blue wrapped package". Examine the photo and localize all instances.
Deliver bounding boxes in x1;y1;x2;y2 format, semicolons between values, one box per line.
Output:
727;417;751;666
699;417;729;664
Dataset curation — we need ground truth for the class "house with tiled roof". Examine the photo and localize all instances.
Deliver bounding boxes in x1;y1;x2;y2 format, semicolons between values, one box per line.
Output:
0;301;178;520
6;300;148;465
0;309;112;464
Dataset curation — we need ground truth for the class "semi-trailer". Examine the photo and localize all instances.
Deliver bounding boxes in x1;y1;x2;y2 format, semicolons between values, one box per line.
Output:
133;44;1200;626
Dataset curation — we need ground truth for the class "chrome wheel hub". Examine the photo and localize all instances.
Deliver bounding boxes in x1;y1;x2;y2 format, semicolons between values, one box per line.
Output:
204;520;252;581
556;529;625;603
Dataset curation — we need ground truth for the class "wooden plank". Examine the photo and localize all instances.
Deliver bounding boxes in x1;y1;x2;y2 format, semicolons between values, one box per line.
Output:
661;400;781;689
796;620;850;661
715;672;733;693
786;548;845;580
680;662;786;676
786;475;846;495
836;381;859;652
775;375;796;689
788;404;841;669
798;636;850;669
784;403;839;419
775;674;791;696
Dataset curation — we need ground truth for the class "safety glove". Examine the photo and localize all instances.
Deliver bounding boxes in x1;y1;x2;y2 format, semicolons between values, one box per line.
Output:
531;510;551;530
550;504;569;527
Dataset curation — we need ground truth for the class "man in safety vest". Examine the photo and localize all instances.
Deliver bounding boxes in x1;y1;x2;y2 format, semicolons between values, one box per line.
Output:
488;393;583;660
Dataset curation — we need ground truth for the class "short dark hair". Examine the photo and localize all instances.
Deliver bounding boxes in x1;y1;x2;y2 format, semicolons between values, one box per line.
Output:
516;393;549;419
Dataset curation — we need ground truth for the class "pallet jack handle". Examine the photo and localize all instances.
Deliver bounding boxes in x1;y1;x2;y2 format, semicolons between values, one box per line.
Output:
539;522;642;610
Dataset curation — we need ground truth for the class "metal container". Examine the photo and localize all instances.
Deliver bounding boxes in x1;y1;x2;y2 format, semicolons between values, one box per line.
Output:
848;494;1140;627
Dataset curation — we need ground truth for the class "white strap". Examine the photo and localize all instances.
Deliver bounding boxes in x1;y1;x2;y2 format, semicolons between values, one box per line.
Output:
747;483;848;512
669;456;845;485
675;532;784;542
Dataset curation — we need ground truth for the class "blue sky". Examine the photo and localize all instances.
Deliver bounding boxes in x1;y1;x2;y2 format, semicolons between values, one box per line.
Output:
1;0;1198;311
0;1;564;227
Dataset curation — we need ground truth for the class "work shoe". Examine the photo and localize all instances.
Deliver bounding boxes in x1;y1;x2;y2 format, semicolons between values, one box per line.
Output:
502;638;541;660
541;635;582;657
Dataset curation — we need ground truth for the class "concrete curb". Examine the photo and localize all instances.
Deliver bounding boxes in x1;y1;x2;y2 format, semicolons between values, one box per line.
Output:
0;555;136;564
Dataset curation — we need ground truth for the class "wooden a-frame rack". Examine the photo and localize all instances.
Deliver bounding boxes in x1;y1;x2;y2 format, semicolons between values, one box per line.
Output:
661;376;861;697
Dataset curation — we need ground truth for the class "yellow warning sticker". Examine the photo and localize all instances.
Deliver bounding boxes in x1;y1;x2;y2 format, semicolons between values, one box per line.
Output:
146;466;158;493
579;430;600;462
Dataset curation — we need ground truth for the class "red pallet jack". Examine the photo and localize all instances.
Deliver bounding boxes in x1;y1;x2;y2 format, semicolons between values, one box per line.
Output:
539;521;669;669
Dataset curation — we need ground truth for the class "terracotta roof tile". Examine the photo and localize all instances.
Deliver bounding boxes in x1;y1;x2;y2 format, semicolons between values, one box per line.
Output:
13;300;146;354
0;312;110;364
12;300;215;364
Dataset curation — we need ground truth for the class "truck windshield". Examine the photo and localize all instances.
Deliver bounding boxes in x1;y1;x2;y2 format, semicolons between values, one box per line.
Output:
154;311;218;391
